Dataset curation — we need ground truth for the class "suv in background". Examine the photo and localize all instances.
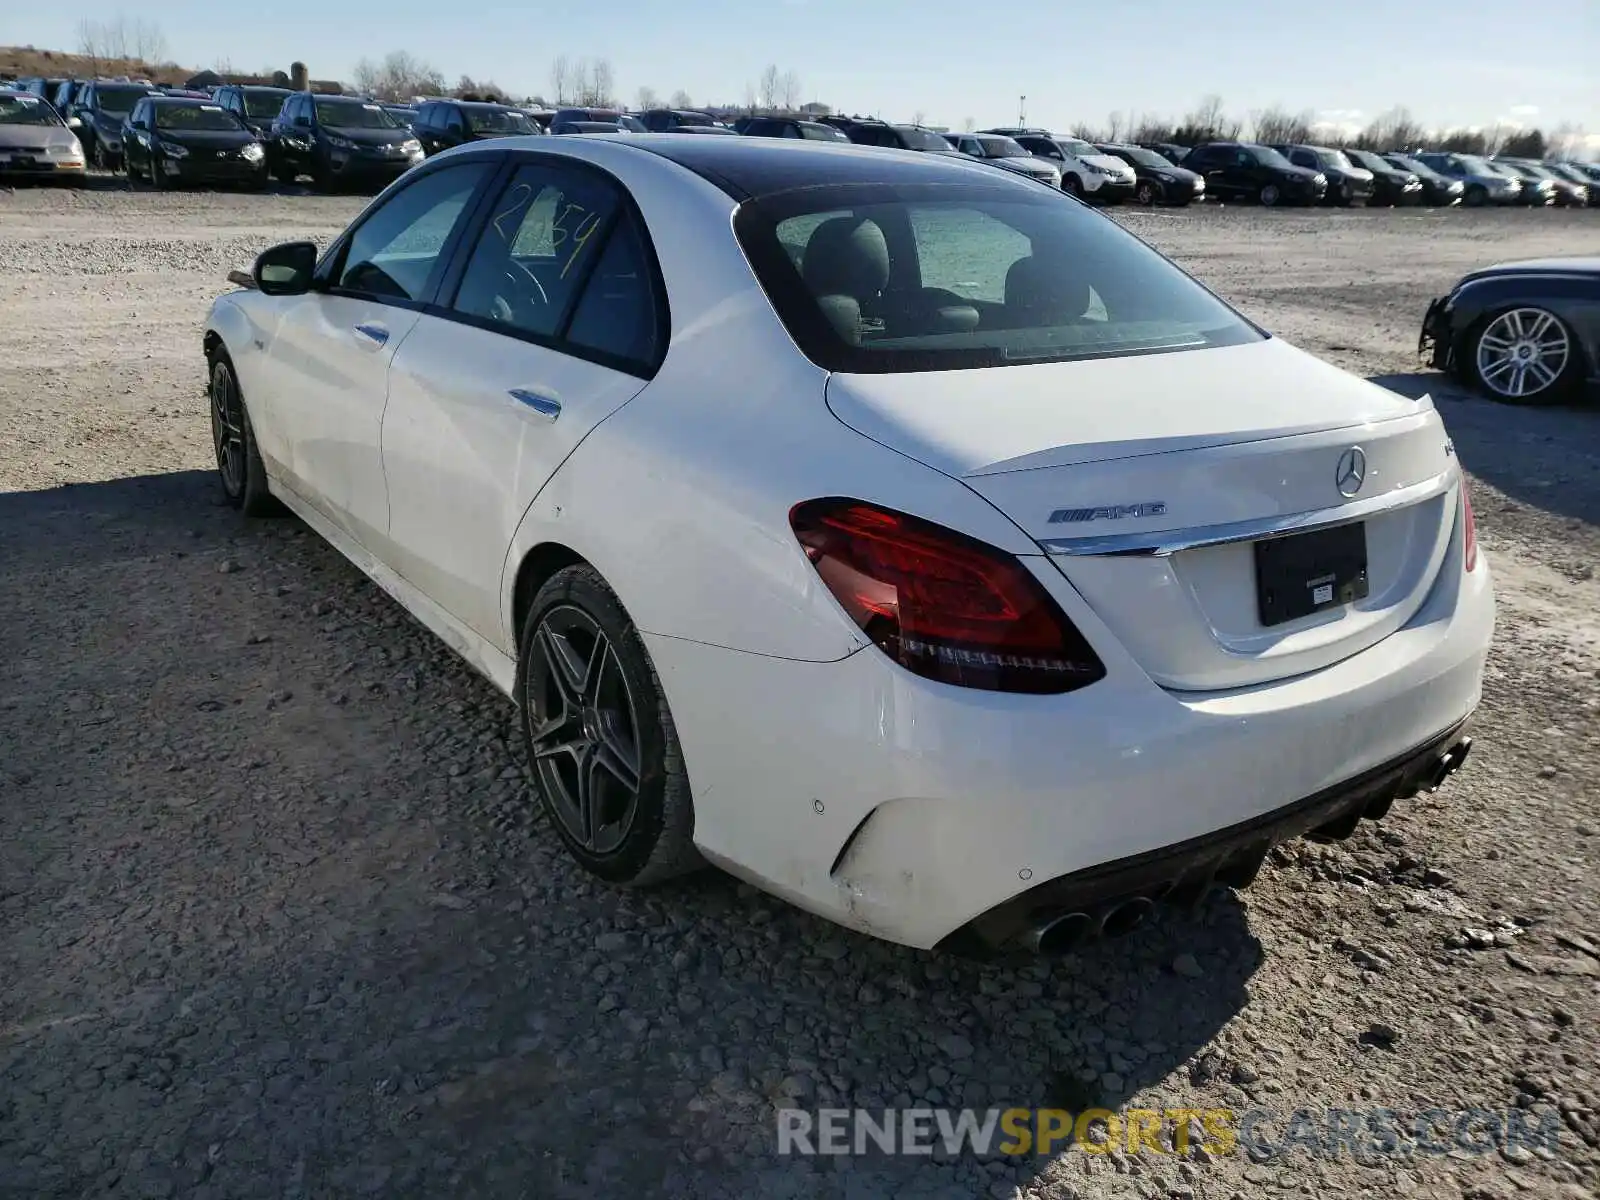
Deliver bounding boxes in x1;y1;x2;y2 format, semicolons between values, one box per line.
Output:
412;99;540;154
1182;142;1328;206
986;128;1136;201
73;80;162;169
1411;151;1522;206
212;85;293;136
549;107;647;134
266;93;423;190
1270;144;1375;206
638;108;720;132
739;116;849;141
825;117;958;154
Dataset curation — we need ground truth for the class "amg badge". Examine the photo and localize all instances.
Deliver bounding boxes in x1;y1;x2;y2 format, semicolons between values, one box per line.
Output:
1048;502;1169;524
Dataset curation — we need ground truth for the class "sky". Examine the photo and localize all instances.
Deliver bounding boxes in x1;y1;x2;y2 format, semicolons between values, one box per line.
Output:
11;0;1599;137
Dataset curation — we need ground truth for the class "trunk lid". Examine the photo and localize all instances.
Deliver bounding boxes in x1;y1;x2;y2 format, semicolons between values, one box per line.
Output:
825;339;1460;692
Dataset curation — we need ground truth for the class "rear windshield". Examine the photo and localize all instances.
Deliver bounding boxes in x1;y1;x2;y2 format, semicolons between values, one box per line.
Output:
735;181;1260;374
316;101;399;129
155;104;244;131
975;135;1029;159
242;90;288;118
893;126;952;151
467;107;535;134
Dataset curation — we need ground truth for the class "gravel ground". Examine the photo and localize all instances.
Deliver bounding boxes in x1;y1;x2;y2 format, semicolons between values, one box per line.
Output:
2;177;1598;1200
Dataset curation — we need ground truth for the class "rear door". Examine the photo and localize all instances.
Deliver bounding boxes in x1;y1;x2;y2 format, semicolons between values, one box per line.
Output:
381;156;667;648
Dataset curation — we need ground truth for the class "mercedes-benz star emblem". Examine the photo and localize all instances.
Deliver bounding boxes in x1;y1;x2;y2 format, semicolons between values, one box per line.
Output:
1335;446;1367;499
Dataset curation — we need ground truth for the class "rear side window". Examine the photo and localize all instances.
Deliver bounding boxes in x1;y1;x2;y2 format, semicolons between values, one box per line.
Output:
336;164;491;302
735;180;1259;374
563;215;662;369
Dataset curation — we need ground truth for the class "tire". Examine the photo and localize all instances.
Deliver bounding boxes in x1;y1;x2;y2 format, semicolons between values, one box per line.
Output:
1464;185;1487;208
1134;180;1157;206
1062;174;1084;199
274;164;297;185
516;564;701;887
310;162;333;193
1468;307;1580;406
208;354;279;515
1259;183;1281;207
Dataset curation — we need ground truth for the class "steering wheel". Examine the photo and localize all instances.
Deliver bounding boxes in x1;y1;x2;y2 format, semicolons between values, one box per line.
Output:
488;259;550;325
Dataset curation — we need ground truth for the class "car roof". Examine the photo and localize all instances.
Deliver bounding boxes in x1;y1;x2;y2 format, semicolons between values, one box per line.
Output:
439;99;517;109
148;96;216;106
604;133;1020;200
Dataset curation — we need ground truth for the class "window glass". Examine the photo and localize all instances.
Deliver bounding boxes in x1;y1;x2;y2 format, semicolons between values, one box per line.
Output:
155;103;245;131
564;215;662;369
316;100;399;129
243;90;287;118
736;181;1260;373
337;164;490;302
451;164;621;338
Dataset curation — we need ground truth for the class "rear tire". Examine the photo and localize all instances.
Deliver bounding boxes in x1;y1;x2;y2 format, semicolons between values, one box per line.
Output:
517;565;702;887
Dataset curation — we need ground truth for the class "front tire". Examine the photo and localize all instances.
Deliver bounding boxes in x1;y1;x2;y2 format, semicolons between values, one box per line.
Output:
209;355;278;514
1464;185;1487;208
1134;180;1157;206
1469;307;1579;406
517;565;701;887
1062;174;1084;199
1259;183;1281;207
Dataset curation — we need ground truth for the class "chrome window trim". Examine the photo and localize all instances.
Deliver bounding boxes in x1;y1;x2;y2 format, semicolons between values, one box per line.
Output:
1040;470;1454;558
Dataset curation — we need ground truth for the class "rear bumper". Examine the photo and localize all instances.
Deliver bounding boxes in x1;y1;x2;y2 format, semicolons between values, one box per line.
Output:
651;525;1494;951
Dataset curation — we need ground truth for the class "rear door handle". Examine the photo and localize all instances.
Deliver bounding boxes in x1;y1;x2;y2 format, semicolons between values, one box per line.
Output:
509;388;561;420
353;322;389;347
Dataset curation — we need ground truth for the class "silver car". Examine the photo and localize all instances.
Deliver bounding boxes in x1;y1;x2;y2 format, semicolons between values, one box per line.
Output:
0;89;86;185
943;131;1063;187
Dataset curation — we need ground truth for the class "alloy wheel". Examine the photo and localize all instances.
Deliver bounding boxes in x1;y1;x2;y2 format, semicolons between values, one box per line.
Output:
1260;183;1281;207
1475;308;1570;400
210;362;246;497
525;605;644;856
1136;181;1155;205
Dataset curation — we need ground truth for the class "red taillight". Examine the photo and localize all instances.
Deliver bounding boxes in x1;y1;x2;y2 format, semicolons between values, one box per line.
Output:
789;498;1105;694
1460;481;1478;573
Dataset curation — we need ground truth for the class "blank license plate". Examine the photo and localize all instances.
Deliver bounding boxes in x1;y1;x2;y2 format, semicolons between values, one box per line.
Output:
1254;522;1369;627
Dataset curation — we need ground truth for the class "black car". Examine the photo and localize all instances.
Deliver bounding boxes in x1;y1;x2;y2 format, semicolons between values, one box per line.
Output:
1181;142;1328;206
121;96;267;189
412;99;539;155
382;105;417;129
1095;142;1205;206
638;108;719;132
738;116;849;141
828;117;959;154
71;81;162;169
1421;257;1600;405
1339;148;1425;206
1138;141;1192;165
267;93;423;190
212;85;293;136
1497;159;1586;207
1381;152;1463;206
550;107;646;133
1269;144;1375;206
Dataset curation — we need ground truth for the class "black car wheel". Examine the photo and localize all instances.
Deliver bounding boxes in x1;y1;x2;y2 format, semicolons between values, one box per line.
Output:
1464;185;1487;207
274;164;297;185
1062;174;1084;199
1135;180;1157;205
1259;183;1282;207
1469;307;1580;406
517;565;701;887
208;355;278;514
91;140;110;172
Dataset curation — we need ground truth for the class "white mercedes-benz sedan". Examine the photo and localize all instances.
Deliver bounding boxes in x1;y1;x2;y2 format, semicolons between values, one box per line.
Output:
203;134;1493;956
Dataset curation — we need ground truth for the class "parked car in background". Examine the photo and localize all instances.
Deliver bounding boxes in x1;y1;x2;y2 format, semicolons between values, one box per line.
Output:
412;99;540;155
1380;152;1463;205
739;116;849;141
1269;144;1375;206
659;124;737;135
1421;257;1599;404
1486;160;1556;206
828;117;960;154
0;88;86;185
1093;143;1204;206
1339;148;1425;206
1412;152;1522;206
382;105;417;129
1559;160;1600;188
73;81;162;169
1139;141;1192;165
637;108;719;132
21;78;68;109
1495;159;1584;207
267;93;422;190
946;131;1064;187
1540;162;1598;206
551;107;646;133
212;85;293;136
122;95;266;190
1182;142;1327;206
50;80;87;117
160;87;212;99
986;129;1134;201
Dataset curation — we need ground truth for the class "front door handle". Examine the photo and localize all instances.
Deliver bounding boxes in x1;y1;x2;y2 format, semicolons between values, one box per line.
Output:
353;322;389;347
509;388;561;420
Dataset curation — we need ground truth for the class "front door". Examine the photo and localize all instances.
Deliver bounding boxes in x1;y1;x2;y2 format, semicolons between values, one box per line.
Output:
382;158;666;649
257;160;495;550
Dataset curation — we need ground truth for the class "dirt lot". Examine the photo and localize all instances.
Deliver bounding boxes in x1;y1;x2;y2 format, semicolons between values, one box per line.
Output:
2;180;1598;1200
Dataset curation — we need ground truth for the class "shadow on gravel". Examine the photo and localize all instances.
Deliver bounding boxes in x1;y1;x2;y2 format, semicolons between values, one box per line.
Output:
0;469;1262;1200
1370;371;1600;528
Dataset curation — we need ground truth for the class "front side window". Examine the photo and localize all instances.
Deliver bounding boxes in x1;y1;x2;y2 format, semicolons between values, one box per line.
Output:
336;164;491;302
736;180;1260;374
1247;146;1295;169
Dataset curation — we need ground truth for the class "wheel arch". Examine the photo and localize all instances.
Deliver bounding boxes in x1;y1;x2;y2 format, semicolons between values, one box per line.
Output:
510;541;590;645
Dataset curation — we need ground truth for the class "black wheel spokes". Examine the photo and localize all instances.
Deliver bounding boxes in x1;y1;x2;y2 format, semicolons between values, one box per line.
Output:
528;607;643;855
211;368;246;494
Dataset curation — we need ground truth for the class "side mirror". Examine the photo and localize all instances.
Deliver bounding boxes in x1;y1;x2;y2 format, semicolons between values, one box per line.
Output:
66;116;82;129
254;241;318;296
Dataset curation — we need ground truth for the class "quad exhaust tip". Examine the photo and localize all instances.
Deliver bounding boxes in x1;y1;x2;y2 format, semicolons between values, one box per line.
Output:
1026;896;1158;956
